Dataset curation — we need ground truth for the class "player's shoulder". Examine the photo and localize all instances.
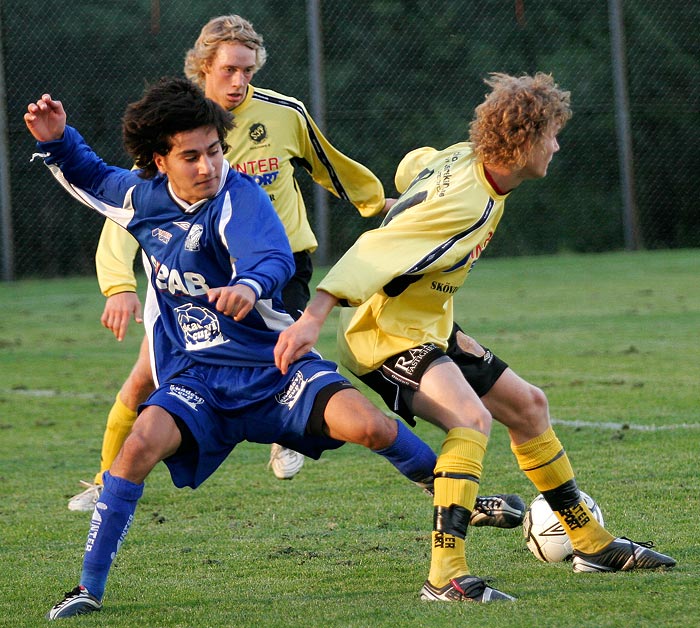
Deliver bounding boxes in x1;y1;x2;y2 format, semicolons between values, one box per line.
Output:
222;168;270;205
395;142;475;190
250;85;308;116
130;173;167;205
223;167;263;193
403;141;472;166
394;146;439;193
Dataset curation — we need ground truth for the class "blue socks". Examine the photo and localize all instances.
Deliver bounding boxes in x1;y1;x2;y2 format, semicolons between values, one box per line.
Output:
374;419;436;483
80;471;144;600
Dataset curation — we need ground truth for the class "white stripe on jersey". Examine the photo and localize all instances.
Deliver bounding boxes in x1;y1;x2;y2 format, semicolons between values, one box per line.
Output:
254;298;296;331
218;191;233;256
140;250;163;388
45;163;135;229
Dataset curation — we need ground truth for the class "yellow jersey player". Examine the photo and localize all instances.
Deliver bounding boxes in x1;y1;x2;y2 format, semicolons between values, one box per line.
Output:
275;72;676;602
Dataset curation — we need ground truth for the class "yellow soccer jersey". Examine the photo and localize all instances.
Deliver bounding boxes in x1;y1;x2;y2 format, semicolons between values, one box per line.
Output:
227;85;385;253
318;142;508;375
95;84;385;295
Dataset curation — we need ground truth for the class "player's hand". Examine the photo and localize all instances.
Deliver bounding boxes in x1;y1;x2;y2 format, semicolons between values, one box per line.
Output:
101;291;143;341
274;315;323;375
24;94;67;142
207;284;256;321
275;290;338;373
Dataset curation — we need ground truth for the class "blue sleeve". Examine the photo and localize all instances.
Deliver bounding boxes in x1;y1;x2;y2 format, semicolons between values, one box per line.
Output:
38;126;142;209
222;179;294;300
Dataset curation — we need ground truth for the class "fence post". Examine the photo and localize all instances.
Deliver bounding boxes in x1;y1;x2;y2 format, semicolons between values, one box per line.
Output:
306;0;330;265
0;10;15;281
608;0;643;250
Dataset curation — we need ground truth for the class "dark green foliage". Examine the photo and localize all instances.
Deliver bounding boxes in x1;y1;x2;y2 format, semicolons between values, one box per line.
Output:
3;1;698;277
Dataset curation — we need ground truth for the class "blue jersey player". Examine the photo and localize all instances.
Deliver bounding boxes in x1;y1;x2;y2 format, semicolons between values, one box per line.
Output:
26;78;440;619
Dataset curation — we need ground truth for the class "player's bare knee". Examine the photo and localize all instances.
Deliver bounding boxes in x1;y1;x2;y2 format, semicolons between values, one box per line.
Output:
525;384;549;422
431;404;492;433
118;430;153;466
470;407;493;434
512;384;550;434
364;414;398;450
358;413;397;449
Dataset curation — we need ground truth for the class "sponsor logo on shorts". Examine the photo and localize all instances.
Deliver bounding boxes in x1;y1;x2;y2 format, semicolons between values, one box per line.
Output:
184;224;203;251
393;345;438;377
167;384;205;411
483;350;493;364
275;370;334;409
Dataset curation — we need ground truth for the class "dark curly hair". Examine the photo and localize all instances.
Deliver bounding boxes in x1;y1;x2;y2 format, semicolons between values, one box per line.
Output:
122;77;234;179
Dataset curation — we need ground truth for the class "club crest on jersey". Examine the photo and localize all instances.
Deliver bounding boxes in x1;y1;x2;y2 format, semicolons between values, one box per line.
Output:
167;384;205;411
152;227;172;244
175;303;229;350
184;224;204;251
249;122;267;144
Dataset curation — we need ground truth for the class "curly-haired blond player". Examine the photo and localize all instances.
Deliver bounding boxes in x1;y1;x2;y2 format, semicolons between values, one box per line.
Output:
275;72;676;602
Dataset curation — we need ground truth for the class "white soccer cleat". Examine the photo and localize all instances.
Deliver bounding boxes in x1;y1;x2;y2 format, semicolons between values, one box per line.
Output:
46;585;102;620
268;443;304;480
67;481;102;512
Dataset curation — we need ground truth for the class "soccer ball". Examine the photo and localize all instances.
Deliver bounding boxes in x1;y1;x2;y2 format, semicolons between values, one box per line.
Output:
523;492;604;563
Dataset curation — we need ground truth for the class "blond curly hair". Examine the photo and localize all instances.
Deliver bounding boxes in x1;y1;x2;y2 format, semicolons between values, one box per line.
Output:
184;15;267;89
469;72;572;169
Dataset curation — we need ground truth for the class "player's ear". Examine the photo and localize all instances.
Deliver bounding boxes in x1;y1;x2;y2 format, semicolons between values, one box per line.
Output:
153;153;167;176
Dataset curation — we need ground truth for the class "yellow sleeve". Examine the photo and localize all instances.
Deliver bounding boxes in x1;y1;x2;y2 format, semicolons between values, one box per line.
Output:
394;146;439;193
300;106;386;216
318;202;472;306
94;219;140;296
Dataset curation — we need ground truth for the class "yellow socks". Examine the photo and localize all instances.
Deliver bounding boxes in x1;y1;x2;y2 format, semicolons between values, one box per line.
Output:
93;394;138;485
428;428;487;587
512;427;613;554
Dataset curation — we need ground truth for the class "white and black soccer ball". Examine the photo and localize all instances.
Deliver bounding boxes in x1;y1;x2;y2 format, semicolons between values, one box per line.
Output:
523;491;604;563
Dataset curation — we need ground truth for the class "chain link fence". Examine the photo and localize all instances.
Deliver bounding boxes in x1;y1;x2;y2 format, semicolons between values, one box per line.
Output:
2;0;698;280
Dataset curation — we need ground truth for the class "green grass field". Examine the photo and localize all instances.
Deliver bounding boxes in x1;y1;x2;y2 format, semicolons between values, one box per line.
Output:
1;249;698;627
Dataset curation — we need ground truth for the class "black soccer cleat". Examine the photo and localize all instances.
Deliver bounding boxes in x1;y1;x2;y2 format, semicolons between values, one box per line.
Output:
46;585;102;620
470;494;527;528
420;575;516;602
572;537;677;573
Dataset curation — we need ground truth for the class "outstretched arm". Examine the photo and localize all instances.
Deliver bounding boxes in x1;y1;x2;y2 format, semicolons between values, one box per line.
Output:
24;94;66;142
274;289;339;374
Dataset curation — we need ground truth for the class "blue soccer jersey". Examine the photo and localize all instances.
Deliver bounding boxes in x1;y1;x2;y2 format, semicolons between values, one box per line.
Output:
37;126;297;370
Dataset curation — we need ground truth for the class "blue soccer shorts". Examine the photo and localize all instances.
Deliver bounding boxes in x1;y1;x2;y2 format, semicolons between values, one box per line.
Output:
142;356;352;488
